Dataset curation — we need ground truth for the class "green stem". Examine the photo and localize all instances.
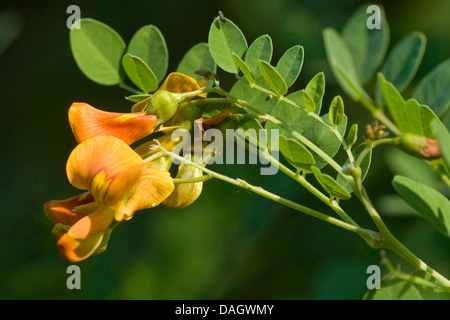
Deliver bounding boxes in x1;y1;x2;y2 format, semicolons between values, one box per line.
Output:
259;113;347;177
197;86;354;173
264;152;359;227
440;173;450;188
197;88;347;173
380;250;450;292
119;82;142;95
173;174;213;184
354;183;450;288
332;68;401;136
161;146;375;238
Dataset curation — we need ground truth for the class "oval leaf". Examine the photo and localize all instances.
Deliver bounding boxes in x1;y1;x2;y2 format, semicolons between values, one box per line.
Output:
275;45;304;88
393;175;450;237
413;59;450;118
176;43;216;82
329;96;344;127
305;72;325;114
279;135;315;172
378;73;440;137
122;54;158;93
346;124;358;148
229;80;278;115
323;28;365;101
311;166;351;200
342;4;389;84
303;114;347;169
245;35;273;74
70;18;126;85
127;25;168;83
301;90;315;114
258;60;288;97
208;17;247;74
232;53;255;85
375;32;426;106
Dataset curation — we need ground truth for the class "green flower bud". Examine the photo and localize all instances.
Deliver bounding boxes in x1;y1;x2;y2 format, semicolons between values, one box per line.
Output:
145;90;185;126
165;101;203;131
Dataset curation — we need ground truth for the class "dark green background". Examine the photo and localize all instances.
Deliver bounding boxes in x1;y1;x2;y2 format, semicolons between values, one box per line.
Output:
1;0;449;299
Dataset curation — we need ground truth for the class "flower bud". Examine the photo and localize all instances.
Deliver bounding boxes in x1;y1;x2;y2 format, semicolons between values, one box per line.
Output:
165;101;203;131
396;134;441;160
145;90;185;126
163;158;204;209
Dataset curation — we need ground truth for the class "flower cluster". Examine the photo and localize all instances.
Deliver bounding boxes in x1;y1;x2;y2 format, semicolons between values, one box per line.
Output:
44;73;214;262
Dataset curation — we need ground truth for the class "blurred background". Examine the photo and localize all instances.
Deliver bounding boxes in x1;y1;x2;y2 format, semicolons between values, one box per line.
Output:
1;0;449;299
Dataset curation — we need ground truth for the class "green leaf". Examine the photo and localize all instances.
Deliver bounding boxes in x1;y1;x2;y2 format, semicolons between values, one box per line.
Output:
385;147;442;190
346;124;358;148
266;92;346;169
311;167;351;200
378;73;440;138
323;28;368;101
245;35;273;74
232;53;255;85
305;72;325;114
266;90;317;139
432;119;450;171
413;59;450;118
336;143;372;193
279;135;315;172
393;175;450;237
275;45;304;88
342;4;389;84
377;194;419;218
258;60;288;97
125;94;151;103
301;90;315;114
208;17;248;74
127;25;168;83
303;114;347;169
176;43;216;82
229;79;278;114
375;32;426;106
122;54;158;93
329;96;344;127
235;117;264;150
70;18;126;85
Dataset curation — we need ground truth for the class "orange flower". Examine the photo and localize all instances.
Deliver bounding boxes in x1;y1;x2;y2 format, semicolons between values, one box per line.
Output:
68;73;206;146
44;136;174;262
69;103;158;145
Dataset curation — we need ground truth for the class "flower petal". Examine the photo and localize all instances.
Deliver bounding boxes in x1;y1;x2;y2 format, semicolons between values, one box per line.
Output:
123;168;175;220
102;162;149;207
131;72;202;113
57;232;104;263
69;103;157;144
68;205;114;240
159;72;202;93
66;136;144;191
44;193;94;226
